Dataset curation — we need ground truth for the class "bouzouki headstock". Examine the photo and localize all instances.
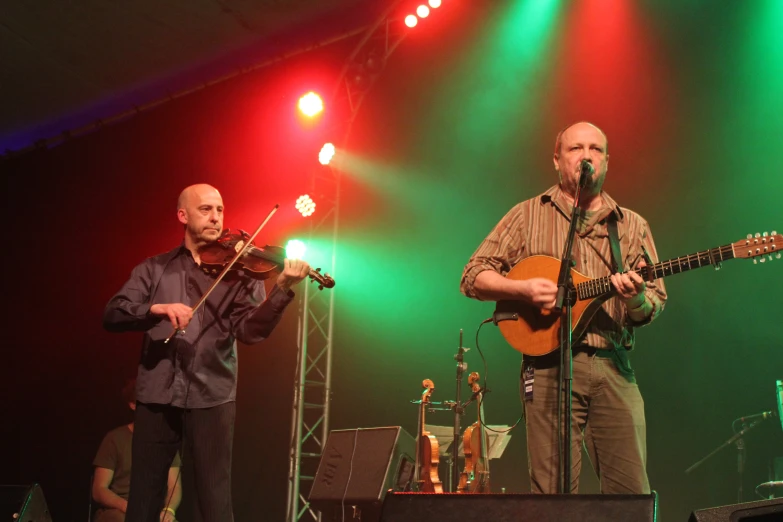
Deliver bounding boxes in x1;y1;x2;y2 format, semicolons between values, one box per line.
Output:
734;231;781;264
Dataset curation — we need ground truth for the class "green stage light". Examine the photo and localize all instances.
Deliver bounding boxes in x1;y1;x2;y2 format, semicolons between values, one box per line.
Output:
286;239;307;260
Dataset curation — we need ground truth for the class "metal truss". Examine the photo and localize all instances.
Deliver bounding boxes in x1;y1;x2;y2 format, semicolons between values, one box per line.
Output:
285;2;410;521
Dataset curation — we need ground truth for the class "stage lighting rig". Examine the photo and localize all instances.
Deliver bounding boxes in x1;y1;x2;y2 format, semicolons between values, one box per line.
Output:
295;195;316;217
298;91;324;117
404;0;444;29
318;143;336;165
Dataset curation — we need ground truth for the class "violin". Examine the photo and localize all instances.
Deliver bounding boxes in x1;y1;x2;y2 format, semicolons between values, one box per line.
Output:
199;229;335;290
458;372;490;493
416;379;443;493
164;207;332;344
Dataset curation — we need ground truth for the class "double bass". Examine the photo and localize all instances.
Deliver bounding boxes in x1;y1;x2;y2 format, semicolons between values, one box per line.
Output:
457;372;490;493
415;379;443;493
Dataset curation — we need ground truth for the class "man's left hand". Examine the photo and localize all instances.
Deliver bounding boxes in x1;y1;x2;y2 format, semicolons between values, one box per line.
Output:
276;258;311;291
609;260;647;308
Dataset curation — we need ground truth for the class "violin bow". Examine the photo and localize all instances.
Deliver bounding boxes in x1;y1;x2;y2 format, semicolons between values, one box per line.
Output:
164;204;279;343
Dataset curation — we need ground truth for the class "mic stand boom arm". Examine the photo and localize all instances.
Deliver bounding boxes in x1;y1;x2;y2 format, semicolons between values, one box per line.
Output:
685;417;771;503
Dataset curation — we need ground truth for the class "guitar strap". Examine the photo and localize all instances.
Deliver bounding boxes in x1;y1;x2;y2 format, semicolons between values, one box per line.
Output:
607;215;640;361
607;215;624;274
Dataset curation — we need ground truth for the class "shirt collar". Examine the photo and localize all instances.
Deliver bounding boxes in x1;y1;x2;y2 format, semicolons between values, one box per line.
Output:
540;184;625;223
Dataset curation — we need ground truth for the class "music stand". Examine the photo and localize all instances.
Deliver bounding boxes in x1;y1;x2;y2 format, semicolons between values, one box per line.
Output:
425;423;512;492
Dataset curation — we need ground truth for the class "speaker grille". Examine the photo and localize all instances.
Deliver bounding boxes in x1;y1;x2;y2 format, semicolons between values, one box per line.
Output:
309;427;416;508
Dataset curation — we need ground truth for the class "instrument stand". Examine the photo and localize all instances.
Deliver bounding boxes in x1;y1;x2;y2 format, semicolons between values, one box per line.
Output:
553;168;588;494
685;418;769;503
451;329;468;493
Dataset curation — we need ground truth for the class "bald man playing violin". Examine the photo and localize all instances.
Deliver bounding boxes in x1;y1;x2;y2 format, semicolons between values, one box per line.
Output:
104;184;309;522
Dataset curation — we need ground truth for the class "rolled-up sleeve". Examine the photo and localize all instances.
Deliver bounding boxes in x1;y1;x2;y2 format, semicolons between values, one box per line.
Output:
626;219;667;327
460;204;527;300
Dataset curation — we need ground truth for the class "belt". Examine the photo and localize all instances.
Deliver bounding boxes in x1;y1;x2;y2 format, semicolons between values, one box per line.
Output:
573;345;615;358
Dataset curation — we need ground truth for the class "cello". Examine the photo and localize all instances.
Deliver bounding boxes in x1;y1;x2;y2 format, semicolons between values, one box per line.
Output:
457;372;490;493
415;379;443;493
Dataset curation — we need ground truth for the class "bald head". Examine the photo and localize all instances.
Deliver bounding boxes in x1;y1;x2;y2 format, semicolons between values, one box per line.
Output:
177;184;224;248
177;184;221;211
554;122;608;157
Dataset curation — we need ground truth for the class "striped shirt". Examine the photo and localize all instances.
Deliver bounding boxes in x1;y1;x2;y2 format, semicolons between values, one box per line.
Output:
461;184;666;350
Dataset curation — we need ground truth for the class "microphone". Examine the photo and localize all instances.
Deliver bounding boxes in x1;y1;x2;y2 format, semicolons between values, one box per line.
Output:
736;410;777;423
579;159;594;187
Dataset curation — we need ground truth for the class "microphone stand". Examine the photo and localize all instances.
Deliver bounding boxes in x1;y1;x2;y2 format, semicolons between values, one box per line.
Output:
685;417;771;503
553;164;589;494
452;329;468;493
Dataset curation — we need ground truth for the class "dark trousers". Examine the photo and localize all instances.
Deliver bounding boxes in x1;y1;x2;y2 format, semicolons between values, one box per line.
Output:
126;401;236;522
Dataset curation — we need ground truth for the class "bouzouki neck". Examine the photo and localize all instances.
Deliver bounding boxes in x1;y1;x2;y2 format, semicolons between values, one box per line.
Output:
577;233;780;300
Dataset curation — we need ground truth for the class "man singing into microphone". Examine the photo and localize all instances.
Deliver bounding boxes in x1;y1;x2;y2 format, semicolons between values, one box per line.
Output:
460;122;667;494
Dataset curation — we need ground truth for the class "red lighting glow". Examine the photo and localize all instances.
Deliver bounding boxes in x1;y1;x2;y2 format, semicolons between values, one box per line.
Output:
404;15;418;28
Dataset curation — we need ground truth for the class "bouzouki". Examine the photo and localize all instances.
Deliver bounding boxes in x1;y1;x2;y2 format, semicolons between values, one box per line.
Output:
495;232;780;356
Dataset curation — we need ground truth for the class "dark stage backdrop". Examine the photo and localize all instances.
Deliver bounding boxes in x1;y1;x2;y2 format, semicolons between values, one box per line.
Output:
3;2;782;522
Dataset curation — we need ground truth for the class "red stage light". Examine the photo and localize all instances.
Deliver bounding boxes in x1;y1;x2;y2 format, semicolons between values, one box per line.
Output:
429;0;441;8
404;15;418;28
298;92;323;117
417;5;430;18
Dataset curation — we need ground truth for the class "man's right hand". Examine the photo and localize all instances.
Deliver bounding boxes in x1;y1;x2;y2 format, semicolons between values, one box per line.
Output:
519;277;558;309
150;303;194;330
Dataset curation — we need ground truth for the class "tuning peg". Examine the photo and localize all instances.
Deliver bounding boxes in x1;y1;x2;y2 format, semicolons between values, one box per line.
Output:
747;233;753;239
772;230;777;235
776;253;781;259
755;232;761;238
759;258;766;263
316;267;322;272
318;285;324;290
714;262;722;271
763;231;769;237
753;259;758;264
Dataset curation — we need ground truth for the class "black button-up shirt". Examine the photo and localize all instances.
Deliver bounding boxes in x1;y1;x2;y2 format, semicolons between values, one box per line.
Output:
103;245;294;408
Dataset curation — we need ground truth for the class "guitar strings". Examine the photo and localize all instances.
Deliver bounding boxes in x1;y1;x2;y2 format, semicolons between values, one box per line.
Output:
576;244;736;299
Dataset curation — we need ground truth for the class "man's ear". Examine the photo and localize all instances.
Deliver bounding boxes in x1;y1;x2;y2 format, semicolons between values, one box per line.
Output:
552;153;560;171
177;209;187;225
